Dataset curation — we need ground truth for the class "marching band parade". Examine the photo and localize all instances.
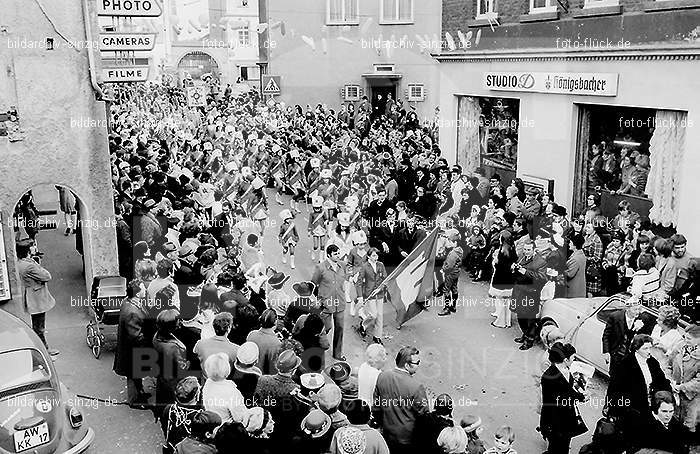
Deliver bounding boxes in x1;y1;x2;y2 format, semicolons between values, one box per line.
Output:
2;1;700;453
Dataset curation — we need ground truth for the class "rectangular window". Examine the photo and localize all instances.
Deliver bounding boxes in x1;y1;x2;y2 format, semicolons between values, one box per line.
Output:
327;0;359;25
381;0;414;23
344;85;361;101
407;84;425;102
583;0;619;7
529;0;558;13
476;0;498;18
238;27;250;46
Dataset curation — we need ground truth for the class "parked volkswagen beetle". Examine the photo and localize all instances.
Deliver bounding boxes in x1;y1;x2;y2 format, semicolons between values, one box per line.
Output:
0;310;94;453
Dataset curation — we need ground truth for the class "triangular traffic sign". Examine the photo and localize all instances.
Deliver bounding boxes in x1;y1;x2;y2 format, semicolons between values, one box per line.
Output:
264;77;280;93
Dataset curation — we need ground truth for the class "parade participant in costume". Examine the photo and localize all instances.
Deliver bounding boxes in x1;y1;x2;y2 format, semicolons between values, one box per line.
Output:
286;150;306;214
330;212;355;260
248;176;269;237
277;209;299;269
309;196;330;263
356;247;387;344
307;157;322;199
269;144;286;205
318;168;338;219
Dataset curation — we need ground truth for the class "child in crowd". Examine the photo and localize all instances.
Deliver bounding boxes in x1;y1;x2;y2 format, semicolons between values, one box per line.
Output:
540;268;558;302
484;426;517;454
461;415;486;454
396;200;408;222
278;209;299;269
467;224;487;279
602;229;626;295
438;229;464;317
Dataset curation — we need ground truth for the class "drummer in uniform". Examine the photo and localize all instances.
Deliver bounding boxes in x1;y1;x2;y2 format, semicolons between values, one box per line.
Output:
287;150;305;214
317;168;337;219
278;209;299;269
307;158;322;201
269;144;286;206
247;175;269;236
308;196;330;263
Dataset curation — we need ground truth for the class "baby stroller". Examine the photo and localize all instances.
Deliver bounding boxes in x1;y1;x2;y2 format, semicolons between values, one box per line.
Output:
86;275;127;359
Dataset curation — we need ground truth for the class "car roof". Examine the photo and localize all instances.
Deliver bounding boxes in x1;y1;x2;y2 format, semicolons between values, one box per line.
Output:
0;310;44;351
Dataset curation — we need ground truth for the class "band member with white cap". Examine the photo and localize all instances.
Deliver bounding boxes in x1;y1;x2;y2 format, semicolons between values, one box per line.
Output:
248;176;269;236
269;144;286;206
286;150;305;214
330;212;355;260
309;195;330;263
279;209;299;269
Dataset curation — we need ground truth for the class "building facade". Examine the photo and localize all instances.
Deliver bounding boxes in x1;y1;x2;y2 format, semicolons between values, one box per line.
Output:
0;0;117;319
98;0;261;86
438;0;700;248
266;0;441;120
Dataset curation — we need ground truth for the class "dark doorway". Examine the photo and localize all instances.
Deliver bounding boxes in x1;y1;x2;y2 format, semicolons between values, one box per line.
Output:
370;82;396;121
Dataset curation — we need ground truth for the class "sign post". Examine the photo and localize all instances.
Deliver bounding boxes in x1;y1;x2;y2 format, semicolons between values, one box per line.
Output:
99;33;156;51
97;0;163;17
102;66;150;83
262;74;281;96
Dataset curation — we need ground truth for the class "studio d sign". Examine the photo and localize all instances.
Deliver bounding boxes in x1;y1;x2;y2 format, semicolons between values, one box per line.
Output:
484;72;618;97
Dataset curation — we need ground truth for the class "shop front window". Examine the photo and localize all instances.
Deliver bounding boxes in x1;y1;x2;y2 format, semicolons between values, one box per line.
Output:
574;104;688;228
456;96;519;184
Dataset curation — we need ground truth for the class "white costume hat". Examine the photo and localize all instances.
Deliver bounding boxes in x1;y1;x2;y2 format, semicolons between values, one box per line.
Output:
320;169;332;179
353;230;367;244
251;176;265;190
337;212;351;226
312;196;324;207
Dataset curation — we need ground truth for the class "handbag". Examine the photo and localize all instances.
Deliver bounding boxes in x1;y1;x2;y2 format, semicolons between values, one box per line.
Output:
570;404;589;438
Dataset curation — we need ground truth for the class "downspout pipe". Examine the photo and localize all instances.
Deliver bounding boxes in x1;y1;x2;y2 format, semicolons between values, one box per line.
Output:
81;0;111;101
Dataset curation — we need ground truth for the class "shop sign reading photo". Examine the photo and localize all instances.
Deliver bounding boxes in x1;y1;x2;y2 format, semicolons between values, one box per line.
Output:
484;72;618;97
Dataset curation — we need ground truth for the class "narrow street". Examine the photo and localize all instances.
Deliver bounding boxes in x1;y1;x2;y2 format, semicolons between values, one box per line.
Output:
39;187;606;453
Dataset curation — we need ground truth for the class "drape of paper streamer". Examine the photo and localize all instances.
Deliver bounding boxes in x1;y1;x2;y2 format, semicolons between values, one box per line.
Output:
257;23;268;34
188;19;201;32
475;29;482;45
457;30;467;48
337;36;353;44
445;32;456;51
302;35;315;51
360;17;373;35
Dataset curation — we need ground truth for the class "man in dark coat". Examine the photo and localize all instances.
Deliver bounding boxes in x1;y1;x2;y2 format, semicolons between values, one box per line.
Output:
363;185;394;231
602;302;655;376
370;208;401;268
540;343;586;454
113;281;151;407
253;350;304;449
372;346;429;454
606;334;671;448
173;244;203;320
396;215;426;260
416;393;455;454
512;239;547;350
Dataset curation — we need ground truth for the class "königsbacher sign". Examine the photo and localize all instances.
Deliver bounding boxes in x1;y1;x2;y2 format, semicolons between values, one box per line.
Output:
484;72;618;96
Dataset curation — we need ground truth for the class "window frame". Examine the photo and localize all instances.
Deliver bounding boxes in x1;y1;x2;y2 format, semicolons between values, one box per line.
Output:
529;0;558;13
379;0;415;25
583;0;620;8
344;84;361;101
326;0;360;26
407;83;425;102
476;0;499;19
238;27;250;47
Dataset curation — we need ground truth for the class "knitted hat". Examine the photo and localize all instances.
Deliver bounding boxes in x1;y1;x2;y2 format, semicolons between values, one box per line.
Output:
336;427;367;454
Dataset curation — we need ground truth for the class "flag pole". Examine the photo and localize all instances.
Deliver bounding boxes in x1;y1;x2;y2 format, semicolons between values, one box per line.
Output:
366;227;439;300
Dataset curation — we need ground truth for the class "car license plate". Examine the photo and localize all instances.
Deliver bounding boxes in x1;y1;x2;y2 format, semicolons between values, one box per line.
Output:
13;422;50;452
